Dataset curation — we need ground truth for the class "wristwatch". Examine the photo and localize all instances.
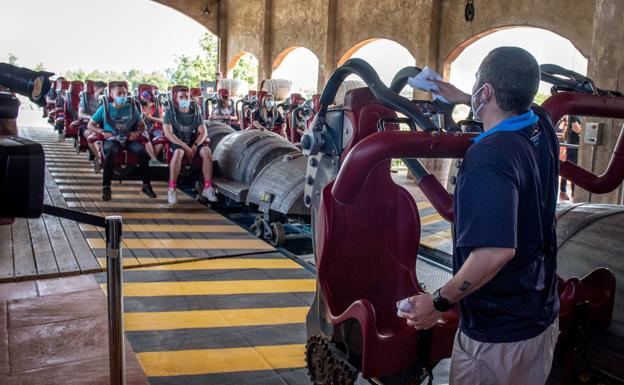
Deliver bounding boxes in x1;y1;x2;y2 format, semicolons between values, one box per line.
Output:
432;288;454;312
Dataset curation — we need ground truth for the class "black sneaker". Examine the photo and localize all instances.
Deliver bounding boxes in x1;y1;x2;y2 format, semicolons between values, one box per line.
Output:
141;184;157;198
102;186;112;201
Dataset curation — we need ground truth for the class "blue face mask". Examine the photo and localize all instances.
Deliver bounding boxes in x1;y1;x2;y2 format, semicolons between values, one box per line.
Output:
115;96;126;106
178;99;190;109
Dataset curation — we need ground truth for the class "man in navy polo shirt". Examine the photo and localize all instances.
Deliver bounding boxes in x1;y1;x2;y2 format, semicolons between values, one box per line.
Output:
398;47;559;384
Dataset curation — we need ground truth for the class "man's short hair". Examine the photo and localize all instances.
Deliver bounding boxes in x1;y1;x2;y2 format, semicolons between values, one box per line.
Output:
110;81;127;91
94;81;106;89
477;47;540;114
176;87;189;95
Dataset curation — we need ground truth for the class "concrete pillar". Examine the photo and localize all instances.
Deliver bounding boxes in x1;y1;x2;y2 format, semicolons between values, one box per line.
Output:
317;0;337;93
414;0;450;180
217;0;228;77
577;0;624;203
258;0;274;83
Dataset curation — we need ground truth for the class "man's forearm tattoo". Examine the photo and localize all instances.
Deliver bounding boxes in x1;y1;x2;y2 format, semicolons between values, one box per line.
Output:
459;281;471;292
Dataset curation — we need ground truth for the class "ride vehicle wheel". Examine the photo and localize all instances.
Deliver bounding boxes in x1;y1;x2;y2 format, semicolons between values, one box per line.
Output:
250;217;265;238
267;222;285;246
328;358;358;385
305;336;332;384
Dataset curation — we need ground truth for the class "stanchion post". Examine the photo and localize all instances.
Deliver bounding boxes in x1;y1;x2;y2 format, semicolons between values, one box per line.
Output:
105;215;125;385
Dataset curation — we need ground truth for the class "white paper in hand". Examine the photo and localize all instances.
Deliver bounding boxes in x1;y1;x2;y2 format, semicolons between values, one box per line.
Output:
407;66;450;104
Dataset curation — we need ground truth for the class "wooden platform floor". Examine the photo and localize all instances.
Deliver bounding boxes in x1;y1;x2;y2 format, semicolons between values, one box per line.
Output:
0;127;274;282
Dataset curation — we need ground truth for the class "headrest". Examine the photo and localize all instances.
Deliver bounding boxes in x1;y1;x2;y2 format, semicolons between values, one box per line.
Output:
257;90;269;102
218;88;229;98
290;93;304;106
190;88;202;98
59;80;70;91
70;81;84;93
85;80;95;95
343;88;378;111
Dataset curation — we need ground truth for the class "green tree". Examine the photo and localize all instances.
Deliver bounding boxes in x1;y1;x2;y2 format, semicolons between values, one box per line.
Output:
8;53;18;65
34;63;46;71
167;32;218;87
533;93;550;105
233;53;258;89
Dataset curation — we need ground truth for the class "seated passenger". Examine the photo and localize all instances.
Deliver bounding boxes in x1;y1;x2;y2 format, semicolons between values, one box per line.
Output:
139;90;164;164
49;79;68;141
45;77;65;106
250;93;283;132
163;87;217;204
211;89;236;122
87;82;156;201
79;81;106;160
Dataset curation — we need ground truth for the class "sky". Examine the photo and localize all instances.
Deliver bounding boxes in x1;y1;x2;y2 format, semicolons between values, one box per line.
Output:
1;0;208;74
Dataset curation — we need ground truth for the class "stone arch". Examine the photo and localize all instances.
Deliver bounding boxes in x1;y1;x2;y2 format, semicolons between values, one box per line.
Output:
271;46;320;94
442;25;589;78
227;51;259;73
441;25;588;79
336;38;417;88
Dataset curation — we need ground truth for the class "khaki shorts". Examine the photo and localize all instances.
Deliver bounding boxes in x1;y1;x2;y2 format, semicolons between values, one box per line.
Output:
449;319;558;385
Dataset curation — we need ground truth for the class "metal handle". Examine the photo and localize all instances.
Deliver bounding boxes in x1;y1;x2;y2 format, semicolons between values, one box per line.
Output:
105;215;125;385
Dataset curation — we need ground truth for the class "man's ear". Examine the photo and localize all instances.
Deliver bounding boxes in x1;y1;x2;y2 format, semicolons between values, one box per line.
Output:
482;83;493;103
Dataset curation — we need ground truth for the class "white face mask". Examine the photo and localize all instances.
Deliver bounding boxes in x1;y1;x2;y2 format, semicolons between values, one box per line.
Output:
471;84;487;122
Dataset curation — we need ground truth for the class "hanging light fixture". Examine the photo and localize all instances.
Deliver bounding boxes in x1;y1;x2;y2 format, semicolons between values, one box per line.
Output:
465;0;475;22
203;2;212;15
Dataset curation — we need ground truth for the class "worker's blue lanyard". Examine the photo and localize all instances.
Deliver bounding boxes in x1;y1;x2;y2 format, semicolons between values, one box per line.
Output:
471;110;539;143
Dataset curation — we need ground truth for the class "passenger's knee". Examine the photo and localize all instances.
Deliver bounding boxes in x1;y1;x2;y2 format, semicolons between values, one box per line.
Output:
200;146;212;160
172;149;184;161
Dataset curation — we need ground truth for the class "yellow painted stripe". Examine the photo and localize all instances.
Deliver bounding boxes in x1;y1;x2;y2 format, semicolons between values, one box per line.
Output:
91;212;224;219
68;193;193;200
107;279;316;296
61;186;170;192
134;258;302;271
416;201;433;210
87;238;272;250
48;168;94;172
80;223;245;233
421;229;452;249
421;213;444;226
68;201;201;209
125;307;308;331
97;257;192;267
138;344;304;377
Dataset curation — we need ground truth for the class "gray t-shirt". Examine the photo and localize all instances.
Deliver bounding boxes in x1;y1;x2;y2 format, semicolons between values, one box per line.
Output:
79;94;100;115
163;107;199;145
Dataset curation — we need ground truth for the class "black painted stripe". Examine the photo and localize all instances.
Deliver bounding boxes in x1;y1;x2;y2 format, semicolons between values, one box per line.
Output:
147;368;311;385
128;323;307;353
119;292;315;313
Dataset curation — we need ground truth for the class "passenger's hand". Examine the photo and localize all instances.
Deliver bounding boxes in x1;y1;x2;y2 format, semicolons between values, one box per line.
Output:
430;80;471;105
396;293;441;330
102;132;113;139
183;145;193;159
